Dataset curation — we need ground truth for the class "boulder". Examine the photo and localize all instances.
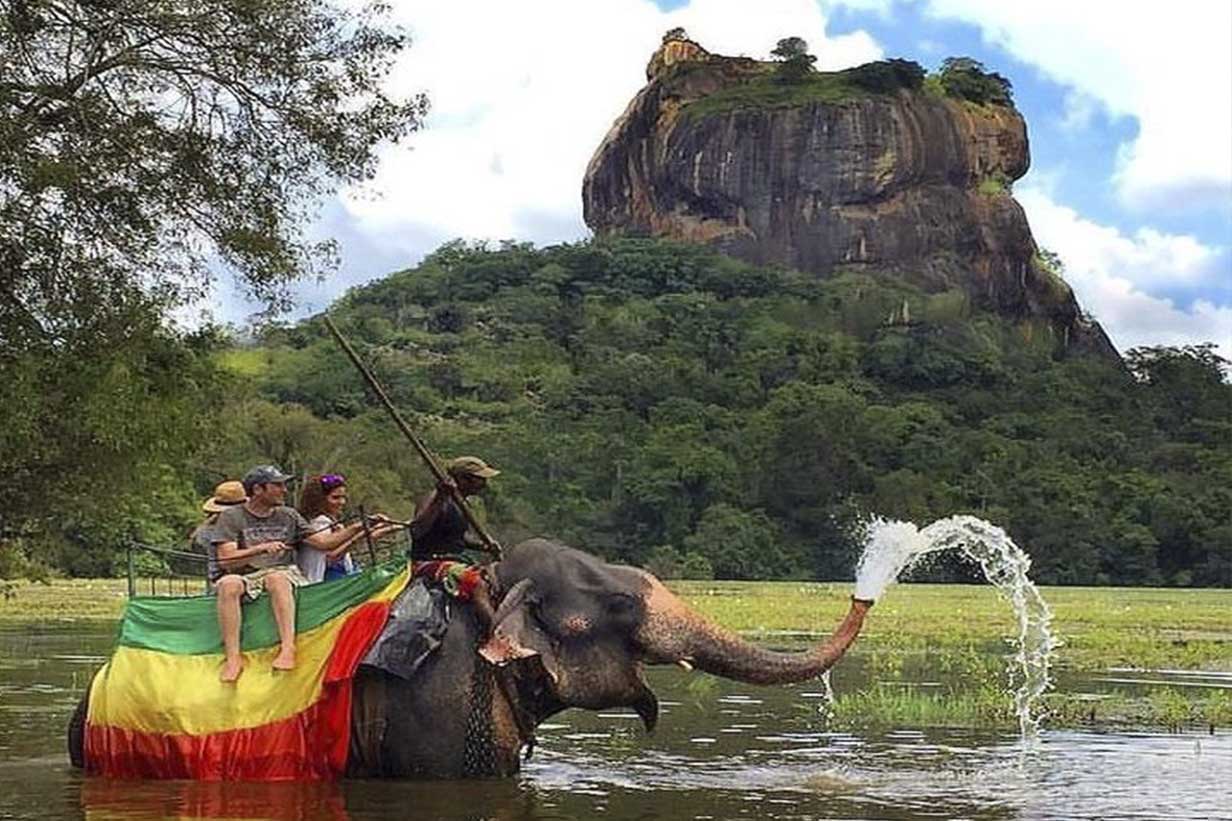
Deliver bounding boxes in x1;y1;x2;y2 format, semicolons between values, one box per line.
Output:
583;40;1117;358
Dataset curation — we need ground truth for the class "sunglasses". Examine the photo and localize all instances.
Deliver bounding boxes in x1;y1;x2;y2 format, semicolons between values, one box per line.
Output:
320;473;346;491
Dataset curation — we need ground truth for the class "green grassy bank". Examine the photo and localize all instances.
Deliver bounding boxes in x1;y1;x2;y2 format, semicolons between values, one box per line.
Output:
675;581;1232;730
3;578;1228;729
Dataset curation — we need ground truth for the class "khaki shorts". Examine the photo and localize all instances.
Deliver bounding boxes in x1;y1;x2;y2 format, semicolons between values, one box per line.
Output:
214;566;309;602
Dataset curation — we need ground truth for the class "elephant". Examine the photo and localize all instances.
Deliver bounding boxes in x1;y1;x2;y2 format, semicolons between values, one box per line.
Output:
68;538;872;779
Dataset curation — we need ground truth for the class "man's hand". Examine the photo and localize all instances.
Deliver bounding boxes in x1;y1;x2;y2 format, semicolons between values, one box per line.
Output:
465;534;501;555
261;541;288;556
436;475;459;495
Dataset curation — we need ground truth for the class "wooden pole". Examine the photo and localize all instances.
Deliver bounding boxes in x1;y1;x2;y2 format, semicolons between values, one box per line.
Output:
322;314;501;559
359;504;378;566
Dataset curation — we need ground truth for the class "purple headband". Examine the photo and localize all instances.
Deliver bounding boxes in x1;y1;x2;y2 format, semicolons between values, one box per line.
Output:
320;473;346;491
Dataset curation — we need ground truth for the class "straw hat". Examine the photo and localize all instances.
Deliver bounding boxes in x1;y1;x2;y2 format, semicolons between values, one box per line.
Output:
202;480;247;514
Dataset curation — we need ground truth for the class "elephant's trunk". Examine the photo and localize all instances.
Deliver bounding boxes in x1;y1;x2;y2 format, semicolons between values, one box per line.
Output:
635;576;872;685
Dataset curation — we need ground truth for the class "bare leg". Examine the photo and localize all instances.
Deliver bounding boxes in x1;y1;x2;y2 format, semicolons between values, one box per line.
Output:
267;572;297;670
217;576;246;682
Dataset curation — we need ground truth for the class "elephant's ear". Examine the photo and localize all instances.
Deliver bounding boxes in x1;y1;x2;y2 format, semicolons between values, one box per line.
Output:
478;579;561;681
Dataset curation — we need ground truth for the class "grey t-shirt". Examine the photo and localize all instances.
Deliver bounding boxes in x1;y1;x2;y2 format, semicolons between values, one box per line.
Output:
190;519;220;582
211;505;310;579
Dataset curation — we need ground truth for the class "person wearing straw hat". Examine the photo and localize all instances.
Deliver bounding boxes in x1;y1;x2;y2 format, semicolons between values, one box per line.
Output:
191;480;247;583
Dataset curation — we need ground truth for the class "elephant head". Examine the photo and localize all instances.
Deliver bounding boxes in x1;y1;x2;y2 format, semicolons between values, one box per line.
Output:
481;538;872;732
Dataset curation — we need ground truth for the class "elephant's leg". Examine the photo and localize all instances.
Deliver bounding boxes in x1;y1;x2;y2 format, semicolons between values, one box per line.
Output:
348;667;390;777
346;605;530;778
67;692;89;769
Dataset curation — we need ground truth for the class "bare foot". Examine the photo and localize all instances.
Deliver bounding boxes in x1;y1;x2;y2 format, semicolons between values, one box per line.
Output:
272;648;296;671
219;658;244;683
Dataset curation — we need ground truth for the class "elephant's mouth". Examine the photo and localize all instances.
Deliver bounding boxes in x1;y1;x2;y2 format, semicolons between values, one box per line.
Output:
497;654;660;733
629;676;659;731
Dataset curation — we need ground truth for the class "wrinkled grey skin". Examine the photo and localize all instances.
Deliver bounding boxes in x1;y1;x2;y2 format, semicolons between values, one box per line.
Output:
69;538;871;779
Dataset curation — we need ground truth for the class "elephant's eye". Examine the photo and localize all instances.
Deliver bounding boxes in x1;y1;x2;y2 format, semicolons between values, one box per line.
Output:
607;592;634;608
605;592;639;618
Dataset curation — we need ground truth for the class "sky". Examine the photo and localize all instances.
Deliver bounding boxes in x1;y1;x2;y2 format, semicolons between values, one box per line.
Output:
217;0;1232;360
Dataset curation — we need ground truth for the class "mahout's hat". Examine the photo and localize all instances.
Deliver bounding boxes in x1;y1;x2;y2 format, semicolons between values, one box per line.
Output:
446;456;500;479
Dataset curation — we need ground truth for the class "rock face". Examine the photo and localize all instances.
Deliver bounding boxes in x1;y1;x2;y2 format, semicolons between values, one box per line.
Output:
584;40;1116;358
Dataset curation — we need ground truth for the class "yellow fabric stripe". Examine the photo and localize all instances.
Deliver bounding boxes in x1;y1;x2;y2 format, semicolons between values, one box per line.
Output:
88;568;407;737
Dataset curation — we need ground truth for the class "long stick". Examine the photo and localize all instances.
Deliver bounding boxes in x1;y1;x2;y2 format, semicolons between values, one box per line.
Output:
359;503;378;565
322;314;501;558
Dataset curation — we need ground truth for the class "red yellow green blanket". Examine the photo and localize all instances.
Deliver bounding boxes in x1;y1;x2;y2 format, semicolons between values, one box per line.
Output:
84;561;409;780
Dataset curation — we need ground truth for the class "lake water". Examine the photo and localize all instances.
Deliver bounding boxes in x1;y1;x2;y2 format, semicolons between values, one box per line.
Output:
1;625;1229;821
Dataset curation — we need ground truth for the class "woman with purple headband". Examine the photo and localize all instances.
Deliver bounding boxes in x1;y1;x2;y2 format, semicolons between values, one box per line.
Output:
296;473;398;582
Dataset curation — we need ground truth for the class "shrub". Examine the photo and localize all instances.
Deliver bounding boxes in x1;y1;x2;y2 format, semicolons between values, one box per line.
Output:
976;173;1011;195
427;303;469;334
643;544;714;580
936;57;1014;106
0;540;53;582
846;59;926;93
771;37;816;84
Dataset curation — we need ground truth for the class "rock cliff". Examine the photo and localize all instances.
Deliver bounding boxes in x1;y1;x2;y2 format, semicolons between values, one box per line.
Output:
583;39;1116;358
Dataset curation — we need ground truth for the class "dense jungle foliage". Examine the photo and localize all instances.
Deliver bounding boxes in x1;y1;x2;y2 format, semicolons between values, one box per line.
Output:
4;238;1229;586
0;0;422;580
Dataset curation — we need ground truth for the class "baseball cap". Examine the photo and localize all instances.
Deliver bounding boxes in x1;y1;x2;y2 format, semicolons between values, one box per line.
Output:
446;456;500;479
242;464;294;492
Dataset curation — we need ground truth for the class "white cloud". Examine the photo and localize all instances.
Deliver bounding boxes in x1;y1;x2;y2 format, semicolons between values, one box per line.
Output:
913;0;1232;211
1018;188;1232;359
1057;90;1096;134
340;0;882;246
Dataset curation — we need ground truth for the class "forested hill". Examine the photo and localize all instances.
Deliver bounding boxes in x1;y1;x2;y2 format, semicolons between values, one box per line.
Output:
223;238;1229;588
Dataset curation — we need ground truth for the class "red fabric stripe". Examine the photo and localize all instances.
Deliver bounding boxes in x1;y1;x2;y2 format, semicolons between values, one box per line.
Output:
317;600;392;773
85;600;392;781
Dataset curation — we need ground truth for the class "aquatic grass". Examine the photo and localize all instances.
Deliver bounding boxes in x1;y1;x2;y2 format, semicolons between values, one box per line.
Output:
830;682;1014;728
1043;689;1232;731
832;687;1232;731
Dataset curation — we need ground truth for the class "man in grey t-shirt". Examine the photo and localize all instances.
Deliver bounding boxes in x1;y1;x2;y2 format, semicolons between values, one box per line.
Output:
192;480;247;583
212;465;385;683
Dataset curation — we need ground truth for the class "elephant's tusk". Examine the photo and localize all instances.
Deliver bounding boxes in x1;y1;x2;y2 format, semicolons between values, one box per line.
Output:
676;658;694;672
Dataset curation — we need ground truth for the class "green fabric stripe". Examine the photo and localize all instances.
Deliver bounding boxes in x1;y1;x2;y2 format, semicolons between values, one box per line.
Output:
117;559;406;655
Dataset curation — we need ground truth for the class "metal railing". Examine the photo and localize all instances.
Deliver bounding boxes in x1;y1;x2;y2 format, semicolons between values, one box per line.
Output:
124;542;211;598
124;529;412;598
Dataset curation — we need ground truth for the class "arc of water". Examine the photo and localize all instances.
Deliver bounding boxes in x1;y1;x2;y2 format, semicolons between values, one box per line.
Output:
853;515;1059;737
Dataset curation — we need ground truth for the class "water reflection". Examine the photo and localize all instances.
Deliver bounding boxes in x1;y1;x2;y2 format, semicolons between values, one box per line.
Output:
82;780;348;821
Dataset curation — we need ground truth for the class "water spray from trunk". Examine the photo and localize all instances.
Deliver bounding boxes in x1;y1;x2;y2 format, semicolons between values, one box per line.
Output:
853;514;1059;738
